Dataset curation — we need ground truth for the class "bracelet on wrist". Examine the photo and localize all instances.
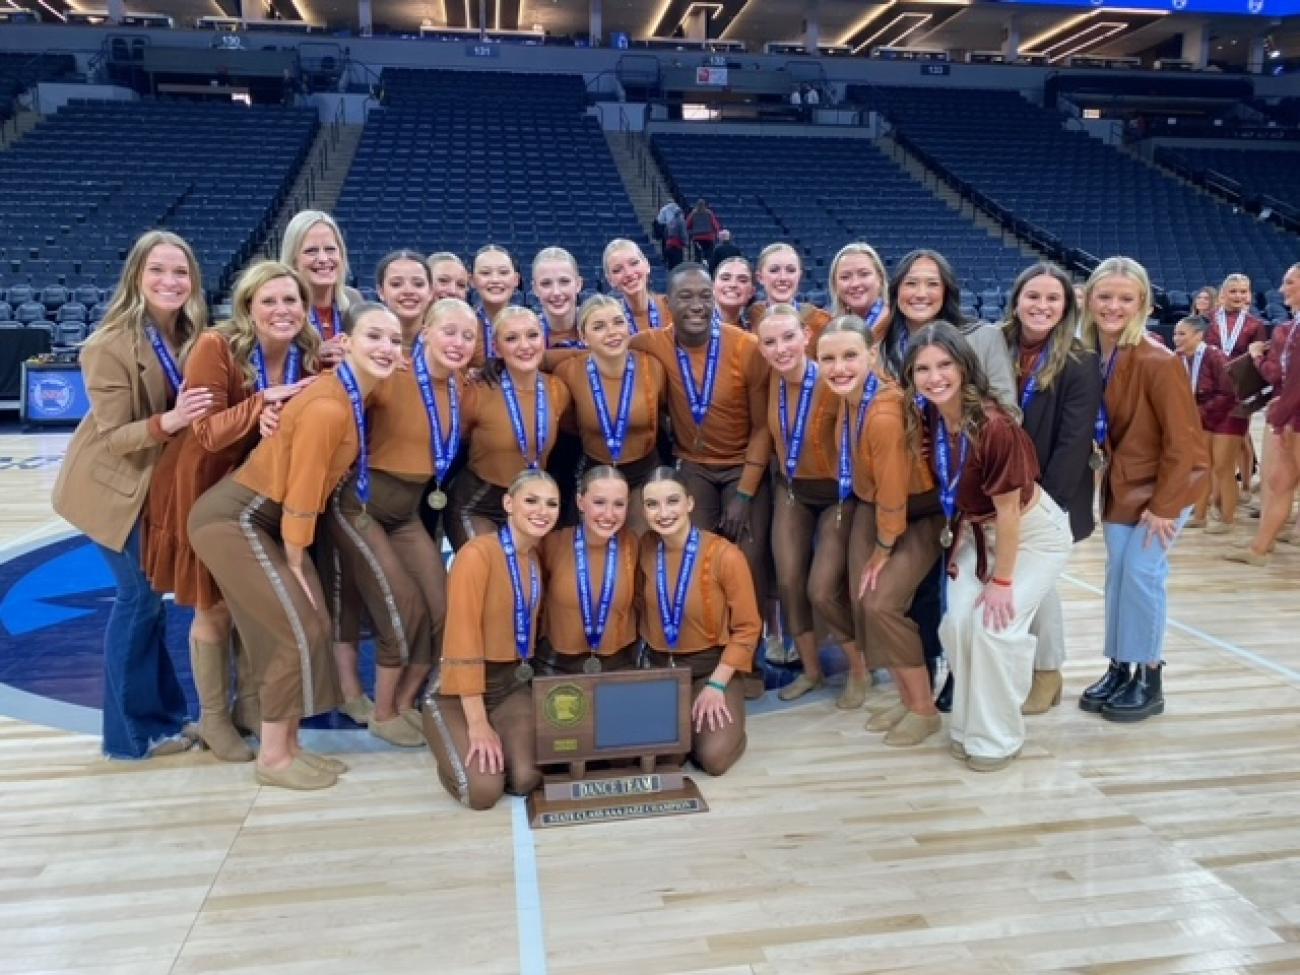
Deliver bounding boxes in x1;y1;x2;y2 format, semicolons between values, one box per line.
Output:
875;537;895;552
705;679;727;693
989;576;1013;588
735;491;753;503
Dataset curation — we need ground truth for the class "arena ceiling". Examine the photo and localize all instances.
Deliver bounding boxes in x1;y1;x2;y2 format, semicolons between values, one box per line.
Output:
57;0;1300;66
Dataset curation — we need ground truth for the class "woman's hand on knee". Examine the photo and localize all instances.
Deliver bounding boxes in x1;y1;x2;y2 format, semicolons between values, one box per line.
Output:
692;686;733;733
466;723;505;775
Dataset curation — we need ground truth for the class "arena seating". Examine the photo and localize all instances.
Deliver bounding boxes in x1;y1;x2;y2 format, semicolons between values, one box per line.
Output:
0;99;317;340
651;132;1030;309
335;68;657;296
860;85;1298;302
1159;146;1300;213
0;52;76;127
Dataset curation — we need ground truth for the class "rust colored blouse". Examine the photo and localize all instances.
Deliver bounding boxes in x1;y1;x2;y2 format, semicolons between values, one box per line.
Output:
635;530;760;672
539;526;640;655
553;351;666;466
234;371;363;547
624;293;673;335
931;404;1039;522
839;382;934;543
441;532;544;696
368;360;476;481
765;361;838;481
464;371;572;488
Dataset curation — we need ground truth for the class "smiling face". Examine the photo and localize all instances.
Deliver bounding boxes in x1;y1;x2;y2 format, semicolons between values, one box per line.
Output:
250;275;306;348
713;259;754;313
834;253;882;316
1221;278;1251;313
816;331;875;397
581;303;631;360
758;247;802;305
496;311;545;373
577;476;629;541
1282;266;1300;312
472;251;519;309
429;259;469;301
756;312;809;376
1192;290;1214;315
1088;274;1145;344
1172;321;1202;356
343;308;402;383
424;307;477;373
1015;273;1067;345
641;479;695;538
898;257;945;326
910;343;963;413
378;259;433;326
533;259;583;323
667;269;714;341
295;222;342;296
140;243;193;324
605;246;648;297
504;478;561;542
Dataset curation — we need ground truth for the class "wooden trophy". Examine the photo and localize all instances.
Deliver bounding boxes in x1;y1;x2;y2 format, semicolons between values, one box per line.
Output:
526;667;709;828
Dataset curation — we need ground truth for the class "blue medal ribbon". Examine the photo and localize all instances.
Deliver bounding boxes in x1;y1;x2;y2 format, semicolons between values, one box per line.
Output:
838;373;879;503
675;324;722;429
586;354;636;463
475;304;496;358
252;344;301;392
499;525;539;664
500;370;549;470
1095;349;1120;453
308;304;341;340
574;524;620;654
779;361;819;485
1018;347;1048;415
412;337;460;483
656;527;700;652
336;362;370;506
934;412;970;526
863;298;886;330
145;325;183;395
621;294;659;335
541;312;585;350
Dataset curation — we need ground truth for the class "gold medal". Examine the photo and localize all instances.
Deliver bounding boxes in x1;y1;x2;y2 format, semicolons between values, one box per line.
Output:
427;488;448;510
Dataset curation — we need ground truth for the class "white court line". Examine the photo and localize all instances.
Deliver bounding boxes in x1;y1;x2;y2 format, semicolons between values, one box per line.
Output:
1060;571;1300;685
511;797;548;975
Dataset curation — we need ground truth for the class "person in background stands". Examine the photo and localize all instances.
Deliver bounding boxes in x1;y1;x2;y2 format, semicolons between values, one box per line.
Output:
687;199;722;265
708;229;742;274
1172;315;1237;531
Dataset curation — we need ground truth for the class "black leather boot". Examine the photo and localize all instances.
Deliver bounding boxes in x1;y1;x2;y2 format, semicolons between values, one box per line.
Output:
1102;663;1164;723
934;672;954;713
1078;661;1131;713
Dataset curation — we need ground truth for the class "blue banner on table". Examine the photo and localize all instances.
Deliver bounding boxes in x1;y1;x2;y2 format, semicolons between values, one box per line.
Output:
22;363;90;425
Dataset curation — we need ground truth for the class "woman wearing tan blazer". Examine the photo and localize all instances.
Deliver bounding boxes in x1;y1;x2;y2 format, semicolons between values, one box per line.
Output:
51;230;214;759
1078;257;1208;722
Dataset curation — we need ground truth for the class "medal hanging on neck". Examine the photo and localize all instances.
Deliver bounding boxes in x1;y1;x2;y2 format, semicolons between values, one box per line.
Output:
586;353;636;463
541;311;585;350
621;293;658;335
499;524;539;682
475;304;496;358
146;325;183;396
1216;309;1247;356
1186;344;1206;395
676;323;722;452
413;337;459;511
1092;349;1121;472
574;524;619;675
837;373;880;522
252;344;302;392
336;362;372;530
934;412;969;549
1018;346;1048;415
501;370;549;471
863;298;886;331
656;527;700;662
779;361;819;503
309;304;341;341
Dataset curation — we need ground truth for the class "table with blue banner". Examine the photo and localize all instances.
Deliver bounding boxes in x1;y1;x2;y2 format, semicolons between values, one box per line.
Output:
0;327;53;404
21;357;89;426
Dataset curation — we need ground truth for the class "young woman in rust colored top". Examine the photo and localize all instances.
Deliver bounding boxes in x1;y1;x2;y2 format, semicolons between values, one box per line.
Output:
637;467;761;776
423;470;561;810
377;250;435;353
469;244;520;366
603;238;672;334
145;261;319;762
905;322;1072;771
749;242;832;345
426;251;469;303
818;316;943;740
537;466;640;675
189;303;402;791
712;255;756;330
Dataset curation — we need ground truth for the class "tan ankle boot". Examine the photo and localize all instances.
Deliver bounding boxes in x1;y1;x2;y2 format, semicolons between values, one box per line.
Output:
190;639;254;763
1021;670;1063;715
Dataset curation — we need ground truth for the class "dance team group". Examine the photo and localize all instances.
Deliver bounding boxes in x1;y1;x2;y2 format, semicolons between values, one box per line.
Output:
50;209;1300;807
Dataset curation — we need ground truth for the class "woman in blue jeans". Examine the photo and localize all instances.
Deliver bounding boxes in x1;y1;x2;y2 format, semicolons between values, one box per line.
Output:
1077;257;1207;722
52;231;214;758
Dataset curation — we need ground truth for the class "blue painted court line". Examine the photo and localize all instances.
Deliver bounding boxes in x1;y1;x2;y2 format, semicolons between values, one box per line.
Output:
1061;572;1300;685
511;797;548;975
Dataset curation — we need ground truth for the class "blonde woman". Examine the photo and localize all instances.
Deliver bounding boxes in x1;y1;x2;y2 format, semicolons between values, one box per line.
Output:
279;209;362;367
749;241;831;344
603;238;672;334
52;230;214;759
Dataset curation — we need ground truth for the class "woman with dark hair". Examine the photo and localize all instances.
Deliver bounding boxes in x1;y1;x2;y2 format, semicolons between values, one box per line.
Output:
189;303;403;789
52;230;214;759
1000;262;1101;713
818;315;944;740
537;466;640;675
1191;286;1218;319
1079;258;1207;721
422;470;560;809
904;322;1072;770
879;249;1015;408
686;199;722;264
469;244;521;366
638;466;761;775
712;255;756;330
376;249;435;352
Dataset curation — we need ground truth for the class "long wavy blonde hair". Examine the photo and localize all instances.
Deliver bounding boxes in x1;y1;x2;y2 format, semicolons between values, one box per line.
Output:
211;261;322;389
1080;256;1154;351
93;230;208;348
